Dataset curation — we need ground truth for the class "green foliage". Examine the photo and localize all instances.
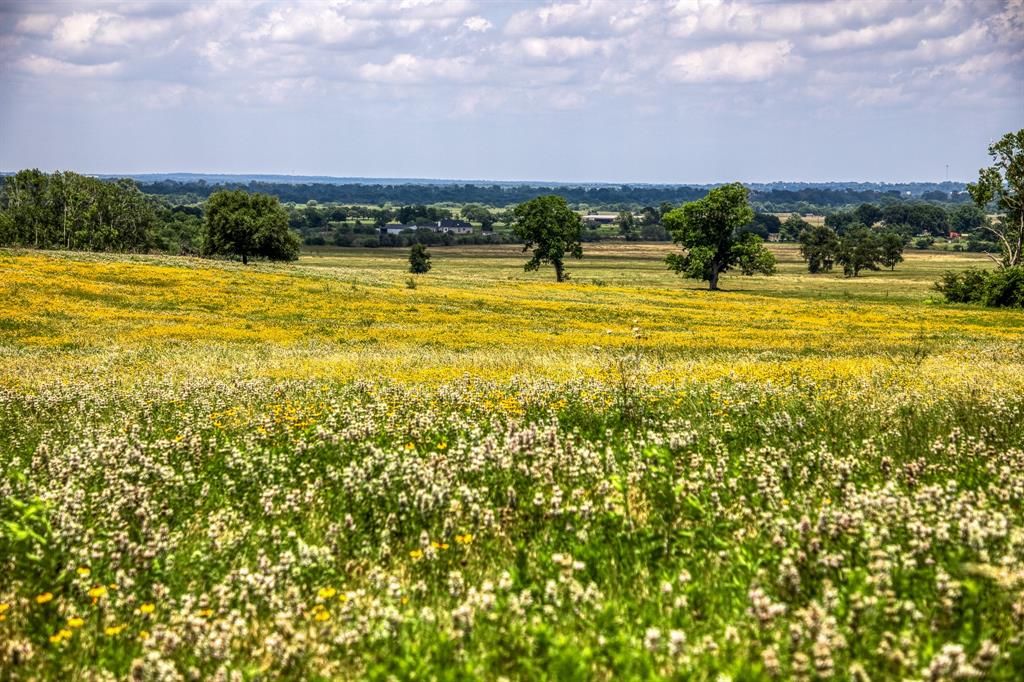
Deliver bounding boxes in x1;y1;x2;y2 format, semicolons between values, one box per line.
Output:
512;195;583;282
934;266;1024;308
949;204;989;233
798;224;840;273
780;214;810;241
853;202;883;227
617;211;636;240
203;190;300;264
663;183;775;290
0;169;156;252
408;243;432;274
967;129;1023;268
878;230;906;270
836;225;883;277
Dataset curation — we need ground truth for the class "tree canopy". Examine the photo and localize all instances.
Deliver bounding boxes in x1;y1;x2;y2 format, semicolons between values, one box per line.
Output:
511;195;583;282
662;183;776;290
967;129;1023;268
203;190;300;264
798;224;841;273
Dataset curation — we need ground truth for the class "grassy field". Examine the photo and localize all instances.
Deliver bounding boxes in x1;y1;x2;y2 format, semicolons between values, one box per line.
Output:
2;244;1024;679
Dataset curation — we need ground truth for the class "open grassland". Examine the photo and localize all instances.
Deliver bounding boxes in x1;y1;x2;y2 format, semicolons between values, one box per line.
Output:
2;245;1024;680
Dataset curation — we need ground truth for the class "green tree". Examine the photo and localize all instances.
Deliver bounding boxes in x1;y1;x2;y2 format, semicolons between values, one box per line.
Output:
853;203;883;228
967;129;1023;268
618;211;637;240
511;195;583;282
203;190;300;264
798;224;840;273
836;225;882;277
879;230;905;270
780;214;810;241
409;242;432;274
663;183;776;290
948;204;988;233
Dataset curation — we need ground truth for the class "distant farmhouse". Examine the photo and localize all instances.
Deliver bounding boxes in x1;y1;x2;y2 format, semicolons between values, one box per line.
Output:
382;219;473;236
582;213;617;226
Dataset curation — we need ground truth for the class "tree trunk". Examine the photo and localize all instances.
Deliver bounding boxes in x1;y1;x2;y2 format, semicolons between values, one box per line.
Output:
242;253;248;265
709;264;720;291
554;260;564;282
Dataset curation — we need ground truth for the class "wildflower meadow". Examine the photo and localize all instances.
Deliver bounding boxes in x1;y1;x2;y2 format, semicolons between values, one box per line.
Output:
2;244;1023;680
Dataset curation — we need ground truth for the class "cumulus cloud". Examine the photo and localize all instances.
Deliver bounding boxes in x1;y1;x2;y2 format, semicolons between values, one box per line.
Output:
664;40;798;83
358;53;481;84
0;0;1020;118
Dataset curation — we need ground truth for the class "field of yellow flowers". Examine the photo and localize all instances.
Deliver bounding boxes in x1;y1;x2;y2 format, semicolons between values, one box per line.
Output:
2;245;1024;679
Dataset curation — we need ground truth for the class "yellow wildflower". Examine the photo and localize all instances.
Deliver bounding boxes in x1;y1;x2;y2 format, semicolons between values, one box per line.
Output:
198;609;214;618
409;549;424;560
317;587;337;599
67;617;85;628
76;567;91;577
36;592;54;604
49;629;73;644
455;533;474;545
139;603;155;614
314;610;331;622
104;624;127;636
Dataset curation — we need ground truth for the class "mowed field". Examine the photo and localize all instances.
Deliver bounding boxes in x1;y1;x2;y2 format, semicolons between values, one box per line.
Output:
2;244;1024;679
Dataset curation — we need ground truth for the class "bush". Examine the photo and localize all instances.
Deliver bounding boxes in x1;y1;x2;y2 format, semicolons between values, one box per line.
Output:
934;267;1024;307
982;267;1024;308
934;269;990;303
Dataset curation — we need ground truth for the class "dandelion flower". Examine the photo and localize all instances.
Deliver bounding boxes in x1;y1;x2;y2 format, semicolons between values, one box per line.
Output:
314;610;331;622
104;624;127;636
76;567;91;577
410;549;424;560
67;617;85;628
317;587;337;600
139;603;155;614
88;586;107;599
36;592;54;604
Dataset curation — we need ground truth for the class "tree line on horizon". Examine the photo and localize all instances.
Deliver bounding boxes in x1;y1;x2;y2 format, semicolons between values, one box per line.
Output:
130;178;976;212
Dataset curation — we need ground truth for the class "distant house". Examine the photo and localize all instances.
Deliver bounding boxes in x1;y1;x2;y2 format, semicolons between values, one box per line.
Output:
382;223;409;235
767;232;781;242
948;231;962;239
437;219;473;234
583;213;617;226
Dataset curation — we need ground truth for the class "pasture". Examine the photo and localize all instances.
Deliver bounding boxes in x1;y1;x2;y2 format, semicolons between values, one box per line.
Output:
2;244;1023;679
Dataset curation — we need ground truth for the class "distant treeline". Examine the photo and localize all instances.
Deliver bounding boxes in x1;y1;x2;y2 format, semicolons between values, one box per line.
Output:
135;179;973;210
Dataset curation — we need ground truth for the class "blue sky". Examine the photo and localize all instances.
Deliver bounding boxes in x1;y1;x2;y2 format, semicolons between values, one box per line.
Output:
1;0;1021;183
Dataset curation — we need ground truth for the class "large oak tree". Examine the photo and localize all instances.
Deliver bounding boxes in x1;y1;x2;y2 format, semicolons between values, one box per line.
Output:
663;183;776;290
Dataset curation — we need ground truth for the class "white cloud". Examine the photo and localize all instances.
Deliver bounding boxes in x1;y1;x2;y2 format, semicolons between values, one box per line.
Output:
18;54;121;77
15;13;59;35
664;40;798;83
358;53;481;84
463;16;493;32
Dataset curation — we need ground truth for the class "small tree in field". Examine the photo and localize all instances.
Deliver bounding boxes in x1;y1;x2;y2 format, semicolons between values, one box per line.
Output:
512;195;582;282
663;183;776;290
879;230;906;270
409;242;431;274
798;223;840;273
836;225;882;276
204;190;300;264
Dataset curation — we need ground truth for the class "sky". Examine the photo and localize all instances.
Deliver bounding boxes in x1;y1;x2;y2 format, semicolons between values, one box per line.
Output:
0;0;1022;184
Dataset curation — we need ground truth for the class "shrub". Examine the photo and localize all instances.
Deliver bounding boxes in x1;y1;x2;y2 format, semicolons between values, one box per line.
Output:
409;243;432;274
934;267;1024;308
934;269;990;303
982;267;1024;308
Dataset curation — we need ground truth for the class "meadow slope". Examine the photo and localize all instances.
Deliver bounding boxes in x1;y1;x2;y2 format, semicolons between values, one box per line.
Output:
2;245;1023;680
